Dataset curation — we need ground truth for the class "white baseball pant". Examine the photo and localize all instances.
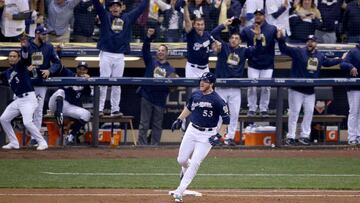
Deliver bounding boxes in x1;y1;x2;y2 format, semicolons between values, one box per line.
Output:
216;87;241;139
174;123;214;195
99;51;125;113
347;90;360;142
48;89;91;122
0;92;47;147
33;86;47;129
185;62;209;78
247;67;273;112
287;89;315;139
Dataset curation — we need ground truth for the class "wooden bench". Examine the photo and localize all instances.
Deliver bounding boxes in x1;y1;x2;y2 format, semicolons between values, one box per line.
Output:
238;114;346;144
16;114;136;146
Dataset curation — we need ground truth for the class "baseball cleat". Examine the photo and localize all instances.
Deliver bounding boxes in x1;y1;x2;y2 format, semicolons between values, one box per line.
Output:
30;139;39;147
247;111;256;116
36;142;48;151
2;143;20;150
224;138;236;146
348;140;358;145
285;138;296;146
298;137;311;145
260;111;269;117
173;193;183;202
111;111;123;116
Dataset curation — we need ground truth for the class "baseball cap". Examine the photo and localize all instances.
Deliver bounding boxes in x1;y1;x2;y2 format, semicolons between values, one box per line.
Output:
254;9;265;15
200;72;216;84
77;61;88;69
109;0;123;6
230;17;241;27
35;25;48;35
306;35;317;42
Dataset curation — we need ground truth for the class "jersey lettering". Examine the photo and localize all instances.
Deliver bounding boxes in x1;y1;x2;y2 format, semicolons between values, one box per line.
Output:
307;57;318;72
227;53;240;66
153;66;167;78
112;18;124;32
202;109;213;117
193;40;210;51
31;52;44;65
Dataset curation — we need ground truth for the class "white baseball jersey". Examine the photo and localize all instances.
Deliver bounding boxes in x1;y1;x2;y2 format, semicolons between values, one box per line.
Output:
1;0;29;37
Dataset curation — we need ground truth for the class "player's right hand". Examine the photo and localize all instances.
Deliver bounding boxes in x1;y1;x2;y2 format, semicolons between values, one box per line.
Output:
147;28;155;38
171;118;183;132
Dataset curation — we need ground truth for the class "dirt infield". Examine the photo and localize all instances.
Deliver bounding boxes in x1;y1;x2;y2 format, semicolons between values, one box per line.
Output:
1;147;360;203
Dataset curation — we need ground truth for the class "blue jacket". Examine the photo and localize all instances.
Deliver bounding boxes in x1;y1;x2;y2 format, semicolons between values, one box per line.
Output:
27;39;62;78
340;45;360;91
1;50;34;97
92;0;149;53
240;22;277;70
211;24;263;78
342;1;360;37
140;36;176;107
278;37;342;94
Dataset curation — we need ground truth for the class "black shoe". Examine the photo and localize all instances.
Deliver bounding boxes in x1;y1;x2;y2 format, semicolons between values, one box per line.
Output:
260;111;269;117
224;138;236;146
285;138;296;146
111;111;123;116
30;139;39;147
247;111;256;116
298;137;311;145
99;111;104;117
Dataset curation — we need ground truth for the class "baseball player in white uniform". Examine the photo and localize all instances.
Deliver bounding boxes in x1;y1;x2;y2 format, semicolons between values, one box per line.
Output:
170;72;230;202
92;0;149;116
0;45;48;150
48;62;92;145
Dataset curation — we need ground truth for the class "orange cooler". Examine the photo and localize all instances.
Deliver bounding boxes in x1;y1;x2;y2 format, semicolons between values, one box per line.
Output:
244;126;276;146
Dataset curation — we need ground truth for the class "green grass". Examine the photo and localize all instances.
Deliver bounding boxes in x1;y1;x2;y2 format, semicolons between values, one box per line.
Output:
1;157;360;189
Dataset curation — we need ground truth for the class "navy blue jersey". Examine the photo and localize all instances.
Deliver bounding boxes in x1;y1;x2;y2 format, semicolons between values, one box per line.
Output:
278;38;342;94
186;90;230;127
186;28;214;66
1;52;34;97
211;25;263;78
92;0;149;54
27;39;61;78
240;22;277;70
340;45;360;91
140;36;176;107
59;67;91;106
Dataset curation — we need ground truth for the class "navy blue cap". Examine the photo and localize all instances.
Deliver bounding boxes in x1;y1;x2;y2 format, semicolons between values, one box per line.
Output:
254;9;265;15
109;0;123;6
77;61;88;69
306;35;317;42
35;25;48;35
200;72;216;84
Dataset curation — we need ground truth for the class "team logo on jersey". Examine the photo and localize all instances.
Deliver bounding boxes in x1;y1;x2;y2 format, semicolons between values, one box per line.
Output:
253;34;266;46
153;66;167;78
307;57;318;73
193;40;210;51
31;52;44;65
112;18;124;32
227;53;240;66
191;101;213;111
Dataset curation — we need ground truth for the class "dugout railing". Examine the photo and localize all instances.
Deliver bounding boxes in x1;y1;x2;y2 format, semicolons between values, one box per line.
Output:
1;77;358;147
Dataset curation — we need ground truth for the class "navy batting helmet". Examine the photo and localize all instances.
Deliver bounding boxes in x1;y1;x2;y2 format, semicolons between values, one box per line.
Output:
200;72;216;84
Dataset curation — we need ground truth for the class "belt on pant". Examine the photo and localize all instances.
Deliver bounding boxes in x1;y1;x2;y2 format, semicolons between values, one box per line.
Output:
192;123;214;131
190;64;207;70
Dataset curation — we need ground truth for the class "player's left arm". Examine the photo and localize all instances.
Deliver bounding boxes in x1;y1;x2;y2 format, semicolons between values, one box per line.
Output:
322;55;342;67
47;45;62;76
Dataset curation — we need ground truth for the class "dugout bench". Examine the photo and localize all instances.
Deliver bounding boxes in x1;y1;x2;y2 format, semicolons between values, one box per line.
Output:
238;114;346;145
16;114;136;146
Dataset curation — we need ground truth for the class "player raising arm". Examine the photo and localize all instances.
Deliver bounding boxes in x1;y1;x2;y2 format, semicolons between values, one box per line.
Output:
0;39;48;150
170;72;229;202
